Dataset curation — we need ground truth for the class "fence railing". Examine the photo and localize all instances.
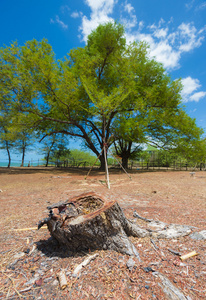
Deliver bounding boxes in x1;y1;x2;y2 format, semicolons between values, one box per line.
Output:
1;158;205;171
129;161;205;171
0;159;42;167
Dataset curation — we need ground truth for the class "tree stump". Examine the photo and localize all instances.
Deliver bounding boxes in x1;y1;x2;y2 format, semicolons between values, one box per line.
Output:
38;192;149;260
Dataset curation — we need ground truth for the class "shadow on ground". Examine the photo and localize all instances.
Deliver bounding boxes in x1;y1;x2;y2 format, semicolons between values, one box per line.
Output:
36;236;89;259
0;166;169;176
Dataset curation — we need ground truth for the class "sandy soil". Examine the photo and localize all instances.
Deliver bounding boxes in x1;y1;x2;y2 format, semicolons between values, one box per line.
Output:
0;167;206;299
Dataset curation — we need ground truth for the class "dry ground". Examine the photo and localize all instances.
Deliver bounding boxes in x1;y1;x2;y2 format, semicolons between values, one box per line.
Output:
0;167;205;299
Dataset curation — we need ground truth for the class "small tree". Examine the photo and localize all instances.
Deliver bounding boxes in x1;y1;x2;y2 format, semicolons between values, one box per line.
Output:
69;149;98;167
0;93;14;167
0;128;13;168
39;134;69;167
13;130;34;167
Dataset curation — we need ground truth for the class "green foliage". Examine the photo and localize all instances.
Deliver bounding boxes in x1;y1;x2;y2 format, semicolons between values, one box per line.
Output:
69;149;98;166
48;147;99;166
49;141;70;161
0;22;204;170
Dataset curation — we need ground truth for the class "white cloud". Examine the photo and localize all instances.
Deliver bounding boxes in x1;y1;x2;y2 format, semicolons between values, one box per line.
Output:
154;28;168;39
138;21;144;31
60;5;70;14
178;23;204;52
80;14;114;42
150;41;181;69
196;2;206;11
181;77;206;102
121;1;137;29
77;0;205;76
71;11;80;18
126;27;182;69
182;77;200;95
50;15;68;29
84;0;115;12
73;0;206;104
124;20;206;71
185;0;195;10
190;91;206;102
79;0;116;41
124;3;134;14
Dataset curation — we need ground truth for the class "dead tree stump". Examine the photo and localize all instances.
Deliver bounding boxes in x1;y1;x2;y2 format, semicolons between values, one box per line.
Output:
38;192;149;260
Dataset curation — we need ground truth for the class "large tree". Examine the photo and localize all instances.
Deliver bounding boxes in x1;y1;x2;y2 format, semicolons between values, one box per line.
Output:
0;22;203;170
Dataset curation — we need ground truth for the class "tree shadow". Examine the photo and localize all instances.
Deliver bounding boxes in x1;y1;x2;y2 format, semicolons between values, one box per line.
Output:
0;166;171;176
36;236;89;258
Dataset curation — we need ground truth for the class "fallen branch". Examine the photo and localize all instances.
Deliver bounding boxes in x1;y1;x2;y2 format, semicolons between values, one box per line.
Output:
58;270;68;290
151;239;159;250
73;253;99;277
133;211;153;222
180;251;198;261
4;273;22;299
154;272;188;300
28;245;36;256
10;225;47;231
150;239;165;259
6;286;33;299
168;248;181;256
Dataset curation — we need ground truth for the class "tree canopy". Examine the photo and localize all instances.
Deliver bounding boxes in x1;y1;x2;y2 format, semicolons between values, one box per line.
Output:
0;22;204;169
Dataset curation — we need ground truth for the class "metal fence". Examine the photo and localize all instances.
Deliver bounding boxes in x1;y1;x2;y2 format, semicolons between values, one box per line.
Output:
129;161;205;171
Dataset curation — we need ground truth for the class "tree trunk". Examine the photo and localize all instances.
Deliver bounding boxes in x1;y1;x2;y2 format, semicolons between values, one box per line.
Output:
99;152;106;170
38;192;194;262
38;192;149;260
6;142;11;168
45;152;50;167
122;155;129;169
21;147;25;167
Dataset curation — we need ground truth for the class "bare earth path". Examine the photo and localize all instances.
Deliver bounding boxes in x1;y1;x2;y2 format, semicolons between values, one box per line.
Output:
0;168;206;299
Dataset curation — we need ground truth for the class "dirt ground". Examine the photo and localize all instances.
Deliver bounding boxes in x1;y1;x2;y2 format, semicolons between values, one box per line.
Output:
0;167;206;299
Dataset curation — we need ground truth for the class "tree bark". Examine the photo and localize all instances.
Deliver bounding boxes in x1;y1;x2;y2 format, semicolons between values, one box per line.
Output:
99;153;106;170
38;193;192;260
122;155;129;169
6;142;11;168
21;146;25;167
38;192;149;260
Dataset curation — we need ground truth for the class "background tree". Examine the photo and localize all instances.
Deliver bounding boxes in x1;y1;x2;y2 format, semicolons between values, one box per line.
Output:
8;113;36;167
12;131;34;167
0;91;14;167
39;133;69;167
111;112;146;168
69;149;97;167
50;143;70;163
0;122;13;167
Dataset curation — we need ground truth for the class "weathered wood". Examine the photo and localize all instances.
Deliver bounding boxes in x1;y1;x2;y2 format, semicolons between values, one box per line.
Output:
154;272;188;300
38;192;194;259
58;270;68;290
73;253;99;277
38;192;149;259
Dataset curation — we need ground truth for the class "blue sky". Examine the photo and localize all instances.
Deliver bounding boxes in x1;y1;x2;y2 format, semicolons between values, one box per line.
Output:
0;0;206;162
